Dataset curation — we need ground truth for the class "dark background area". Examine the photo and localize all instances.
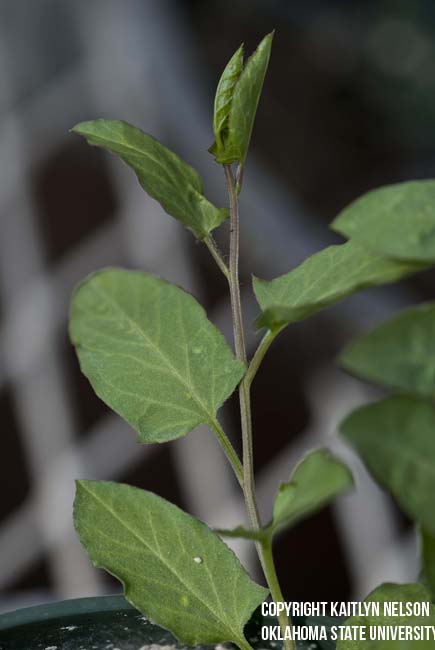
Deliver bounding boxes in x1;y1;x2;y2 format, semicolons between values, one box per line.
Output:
1;0;433;612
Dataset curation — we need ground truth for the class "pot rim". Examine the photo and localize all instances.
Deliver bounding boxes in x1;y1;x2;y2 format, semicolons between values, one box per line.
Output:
0;594;134;632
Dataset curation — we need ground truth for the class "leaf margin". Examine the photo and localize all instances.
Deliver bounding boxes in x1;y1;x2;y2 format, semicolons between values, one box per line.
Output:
74;479;267;649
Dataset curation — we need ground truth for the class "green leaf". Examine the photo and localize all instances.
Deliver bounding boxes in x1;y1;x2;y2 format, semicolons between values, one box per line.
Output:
340;303;435;399
216;526;267;542
210;33;273;164
72;119;228;239
75;481;267;647
270;449;353;535
209;44;244;157
69;268;245;443
421;528;435;601
332;180;435;263
253;240;425;331
337;582;435;650
217;449;353;542
340;395;435;535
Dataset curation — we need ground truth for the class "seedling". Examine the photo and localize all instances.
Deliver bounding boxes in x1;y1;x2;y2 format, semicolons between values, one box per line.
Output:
70;33;435;650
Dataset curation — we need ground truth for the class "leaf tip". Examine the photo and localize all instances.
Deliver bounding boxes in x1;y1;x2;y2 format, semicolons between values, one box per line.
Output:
74;478;92;497
70;120;92;136
257;30;275;56
235;41;245;58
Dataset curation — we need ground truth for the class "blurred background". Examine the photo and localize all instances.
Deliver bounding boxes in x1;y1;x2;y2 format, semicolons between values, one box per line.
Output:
1;0;435;614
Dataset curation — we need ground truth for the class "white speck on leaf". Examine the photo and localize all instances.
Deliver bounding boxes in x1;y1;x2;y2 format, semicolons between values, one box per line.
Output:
193;556;203;564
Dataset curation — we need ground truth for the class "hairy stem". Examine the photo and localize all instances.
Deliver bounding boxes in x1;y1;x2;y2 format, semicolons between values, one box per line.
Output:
224;164;258;524
204;235;230;280
224;164;293;650
225;164;247;365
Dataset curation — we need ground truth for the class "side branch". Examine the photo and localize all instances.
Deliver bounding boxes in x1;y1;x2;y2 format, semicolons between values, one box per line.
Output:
210;418;244;489
204;235;230;281
245;327;283;389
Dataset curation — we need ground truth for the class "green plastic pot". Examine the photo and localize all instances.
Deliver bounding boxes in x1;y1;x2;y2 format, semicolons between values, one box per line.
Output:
0;595;336;650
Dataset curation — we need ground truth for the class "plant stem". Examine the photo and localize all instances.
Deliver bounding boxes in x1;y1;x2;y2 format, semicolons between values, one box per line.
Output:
224;164;293;650
225;164;247;366
211;418;244;489
237;636;255;650
204;235;230;280
262;539;295;650
245;328;279;389
224;164;258;526
235;163;244;194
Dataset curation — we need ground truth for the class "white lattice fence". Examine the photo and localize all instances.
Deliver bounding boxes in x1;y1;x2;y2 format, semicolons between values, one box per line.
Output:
0;0;417;612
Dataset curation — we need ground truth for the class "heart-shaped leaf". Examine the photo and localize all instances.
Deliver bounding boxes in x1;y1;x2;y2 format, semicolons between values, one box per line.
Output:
69;268;245;443
253;240;425;331
210;33;273;164
337;582;435;650
340;303;435;399
332;180;435;262
72;120;228;239
340;396;435;535
75;481;267;648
